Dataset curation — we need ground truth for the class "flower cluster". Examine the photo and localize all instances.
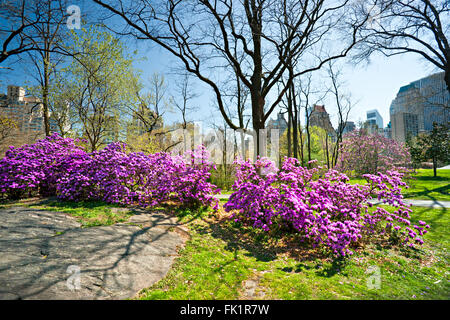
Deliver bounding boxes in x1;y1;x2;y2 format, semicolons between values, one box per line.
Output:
335;129;412;176
224;157;428;256
0;134;84;199
0;134;219;209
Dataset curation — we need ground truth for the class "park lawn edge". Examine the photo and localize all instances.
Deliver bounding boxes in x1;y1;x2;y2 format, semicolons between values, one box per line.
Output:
136;204;449;300
1;198;447;299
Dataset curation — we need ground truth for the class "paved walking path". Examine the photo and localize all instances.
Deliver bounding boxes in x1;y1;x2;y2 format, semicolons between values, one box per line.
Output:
0;207;187;300
368;199;450;208
216;194;450;208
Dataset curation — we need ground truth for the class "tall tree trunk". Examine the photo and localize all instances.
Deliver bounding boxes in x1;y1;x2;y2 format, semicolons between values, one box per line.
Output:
249;6;265;159
445;68;450;95
42;1;52;137
306;125;312;164
251;90;266;158
286;82;293;158
42;51;51;136
304;104;312;164
287;116;292;157
433;156;437;177
333;134;342;168
298;124;304;166
291;83;299;160
325;134;330;169
240;130;245;160
287;104;292;158
223;127;227;177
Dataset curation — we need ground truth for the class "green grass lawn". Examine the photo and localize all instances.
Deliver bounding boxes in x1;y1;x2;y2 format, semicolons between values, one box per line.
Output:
348;169;450;202
30;199;133;227
0;198;132;227
2;197;448;299
138;205;449;300
403;169;450;201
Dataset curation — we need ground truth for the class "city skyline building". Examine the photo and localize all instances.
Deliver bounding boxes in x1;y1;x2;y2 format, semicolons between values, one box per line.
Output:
307;104;336;139
0;85;52;140
383;121;392;139
389;72;449;142
366;109;383;129
338;121;356;135
267;112;288;136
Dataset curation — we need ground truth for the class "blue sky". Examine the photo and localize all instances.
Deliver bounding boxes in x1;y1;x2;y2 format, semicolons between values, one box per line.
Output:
129;41;433;129
1;5;434;131
340;52;433;128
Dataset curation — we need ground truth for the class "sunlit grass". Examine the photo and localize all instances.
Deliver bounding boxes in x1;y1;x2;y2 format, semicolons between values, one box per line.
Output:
2;196;447;299
137;205;449;300
28;199;132;227
347;169;449;201
403;169;450;201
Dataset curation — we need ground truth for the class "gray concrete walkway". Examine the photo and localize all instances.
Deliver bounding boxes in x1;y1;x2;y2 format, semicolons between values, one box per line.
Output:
368;198;450;209
216;194;450;208
0;207;186;300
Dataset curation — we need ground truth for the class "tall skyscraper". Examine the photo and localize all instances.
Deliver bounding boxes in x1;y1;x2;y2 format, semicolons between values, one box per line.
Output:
390;72;449;142
383;121;392;139
366;109;383;129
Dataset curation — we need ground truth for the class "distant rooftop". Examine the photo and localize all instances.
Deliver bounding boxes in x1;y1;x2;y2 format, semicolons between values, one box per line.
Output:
398;82;416;94
398;71;445;93
313;104;326;113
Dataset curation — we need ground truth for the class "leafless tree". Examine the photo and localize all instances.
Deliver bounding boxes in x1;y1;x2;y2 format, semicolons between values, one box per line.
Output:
24;0;71;136
93;0;371;156
280;66;302;162
209;118;231;181
327;61;355;168
172;73;200;152
0;0;42;64
128;73;168;136
173;73;198;129
297;73;327;164
355;0;449;95
218;46;251;159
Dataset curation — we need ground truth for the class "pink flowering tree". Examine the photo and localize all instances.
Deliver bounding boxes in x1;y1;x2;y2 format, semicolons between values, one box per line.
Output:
335;129;412;177
224;157;428;257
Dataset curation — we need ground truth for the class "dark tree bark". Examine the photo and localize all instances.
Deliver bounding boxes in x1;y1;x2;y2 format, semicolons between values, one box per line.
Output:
291;82;299;160
287;99;292;158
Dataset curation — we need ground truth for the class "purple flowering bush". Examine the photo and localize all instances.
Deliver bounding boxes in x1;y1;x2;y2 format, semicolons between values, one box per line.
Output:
0;134;84;199
0;134;219;209
224;157;429;257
